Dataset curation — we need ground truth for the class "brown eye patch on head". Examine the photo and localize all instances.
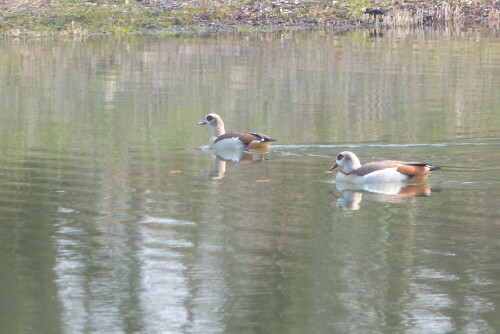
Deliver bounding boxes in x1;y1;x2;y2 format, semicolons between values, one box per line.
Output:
206;115;213;121
337;154;344;160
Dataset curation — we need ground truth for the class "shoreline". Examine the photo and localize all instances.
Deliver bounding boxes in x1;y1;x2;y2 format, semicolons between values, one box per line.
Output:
1;0;499;37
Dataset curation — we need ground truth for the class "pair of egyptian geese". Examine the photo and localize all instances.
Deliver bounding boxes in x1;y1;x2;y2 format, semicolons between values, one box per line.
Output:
198;113;440;183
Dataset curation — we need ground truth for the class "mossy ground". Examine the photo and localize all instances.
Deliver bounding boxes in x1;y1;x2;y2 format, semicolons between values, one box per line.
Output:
0;0;498;37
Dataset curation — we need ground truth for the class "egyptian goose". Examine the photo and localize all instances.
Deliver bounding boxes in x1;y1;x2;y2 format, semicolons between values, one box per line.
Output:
329;151;440;184
198;113;276;150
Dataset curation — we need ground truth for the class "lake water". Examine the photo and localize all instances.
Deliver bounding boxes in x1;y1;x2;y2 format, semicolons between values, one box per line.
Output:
0;28;499;333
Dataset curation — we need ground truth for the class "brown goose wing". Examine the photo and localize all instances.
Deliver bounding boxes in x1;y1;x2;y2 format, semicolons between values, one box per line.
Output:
246;132;277;143
396;162;440;176
354;160;439;177
354;161;403;176
214;132;276;145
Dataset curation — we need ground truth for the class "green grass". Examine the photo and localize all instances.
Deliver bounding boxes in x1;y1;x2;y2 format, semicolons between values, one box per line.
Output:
0;1;190;36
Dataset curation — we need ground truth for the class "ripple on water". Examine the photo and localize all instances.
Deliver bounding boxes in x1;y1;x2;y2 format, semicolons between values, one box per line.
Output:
0;148;101;218
140;215;197;226
139;215;196;251
272;141;500;151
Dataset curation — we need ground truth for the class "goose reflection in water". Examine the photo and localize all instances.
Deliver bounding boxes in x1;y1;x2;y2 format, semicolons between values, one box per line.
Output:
333;182;432;210
203;149;268;180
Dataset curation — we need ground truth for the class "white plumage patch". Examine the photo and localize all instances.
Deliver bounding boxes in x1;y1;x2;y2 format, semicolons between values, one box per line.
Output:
212;137;246;151
337;167;409;184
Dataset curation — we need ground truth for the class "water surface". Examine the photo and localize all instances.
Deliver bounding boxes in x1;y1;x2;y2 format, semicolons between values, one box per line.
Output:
0;28;499;333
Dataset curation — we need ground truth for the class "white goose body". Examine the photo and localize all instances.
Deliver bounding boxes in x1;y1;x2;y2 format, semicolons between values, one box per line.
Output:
338;168;406;184
198;113;276;151
329;151;440;184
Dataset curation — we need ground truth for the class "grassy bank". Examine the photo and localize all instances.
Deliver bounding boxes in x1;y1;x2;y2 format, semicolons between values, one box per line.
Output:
0;0;499;36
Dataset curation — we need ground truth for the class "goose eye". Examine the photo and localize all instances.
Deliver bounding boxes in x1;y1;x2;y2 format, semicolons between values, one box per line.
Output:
206;115;213;121
337;154;344;160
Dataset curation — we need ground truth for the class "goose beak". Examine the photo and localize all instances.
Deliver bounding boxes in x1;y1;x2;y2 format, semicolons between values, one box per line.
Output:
197;120;207;125
328;163;338;171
